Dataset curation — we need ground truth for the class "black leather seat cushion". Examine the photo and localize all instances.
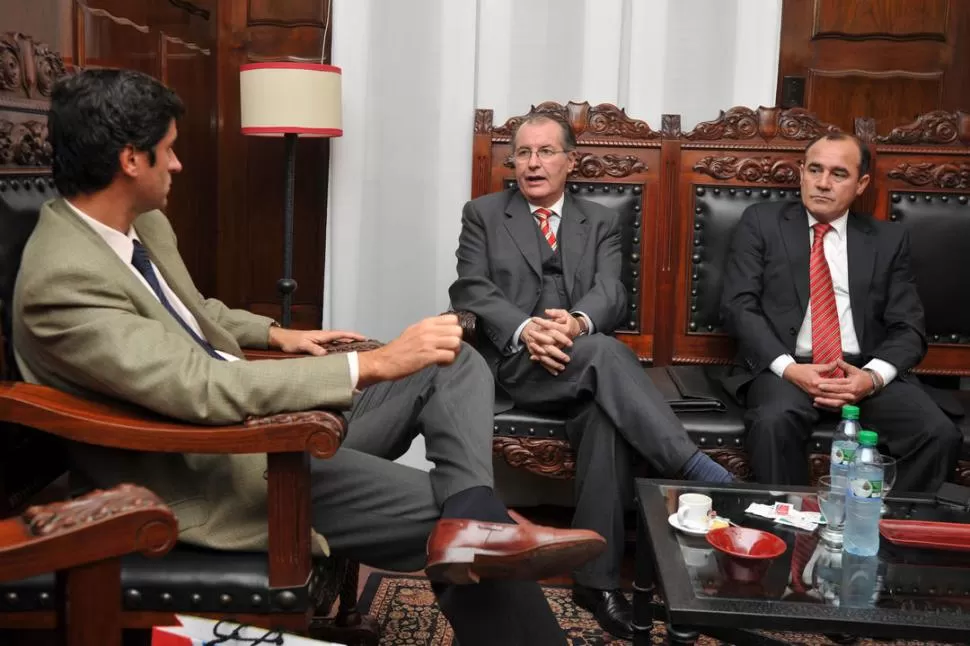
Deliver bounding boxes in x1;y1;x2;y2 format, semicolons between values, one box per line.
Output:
0;544;339;613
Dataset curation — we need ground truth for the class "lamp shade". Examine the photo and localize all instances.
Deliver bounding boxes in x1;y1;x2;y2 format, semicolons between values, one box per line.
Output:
239;62;342;137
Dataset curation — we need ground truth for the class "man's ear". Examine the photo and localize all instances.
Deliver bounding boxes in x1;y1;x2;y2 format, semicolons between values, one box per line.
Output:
566;150;577;174
118;144;139;178
856;173;871;196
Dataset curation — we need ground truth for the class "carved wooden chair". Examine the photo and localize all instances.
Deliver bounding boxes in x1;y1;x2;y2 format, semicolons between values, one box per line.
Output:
0;179;377;646
464;102;970;487
0;484;177;646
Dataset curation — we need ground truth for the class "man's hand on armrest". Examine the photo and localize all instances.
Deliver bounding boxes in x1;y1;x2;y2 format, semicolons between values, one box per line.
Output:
267;326;366;356
356;315;463;389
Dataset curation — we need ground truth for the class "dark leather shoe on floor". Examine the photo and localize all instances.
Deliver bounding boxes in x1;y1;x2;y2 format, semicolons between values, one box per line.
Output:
572;584;634;640
425;518;606;585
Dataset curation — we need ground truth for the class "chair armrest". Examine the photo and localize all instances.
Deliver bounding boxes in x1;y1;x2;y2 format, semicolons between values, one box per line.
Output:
445;310;478;346
0;381;345;458
243;339;385;362
0;484;177;582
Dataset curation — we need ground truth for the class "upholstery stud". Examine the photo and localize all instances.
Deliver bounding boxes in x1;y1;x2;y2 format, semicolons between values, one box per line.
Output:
219;593;233;606
5;592;18;604
633;186;642;195
191;593;202;605
728;188;736;196
959;195;968;204
0;180;6;191
276;590;298;610
160;592;173;605
10;179;20;190
251;594;263;606
891;193;901;203
716;438;723;446
713;188;721;195
696;187;706;196
125;589;142;607
908;194;917;201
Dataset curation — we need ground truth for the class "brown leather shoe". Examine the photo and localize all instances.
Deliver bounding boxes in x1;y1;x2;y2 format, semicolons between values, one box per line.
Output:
425;515;606;584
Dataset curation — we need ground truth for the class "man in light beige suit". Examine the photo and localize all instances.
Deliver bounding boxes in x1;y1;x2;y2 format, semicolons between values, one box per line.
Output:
13;69;605;645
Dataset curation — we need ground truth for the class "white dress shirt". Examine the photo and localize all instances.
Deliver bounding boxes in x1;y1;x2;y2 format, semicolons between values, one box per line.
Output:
769;211;897;386
510;193;595;351
66;201;359;384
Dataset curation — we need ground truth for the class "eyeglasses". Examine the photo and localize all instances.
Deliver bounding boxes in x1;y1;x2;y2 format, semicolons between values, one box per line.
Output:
513;147;569;163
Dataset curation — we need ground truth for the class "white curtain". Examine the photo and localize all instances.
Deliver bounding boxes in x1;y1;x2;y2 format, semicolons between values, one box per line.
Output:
324;0;782;468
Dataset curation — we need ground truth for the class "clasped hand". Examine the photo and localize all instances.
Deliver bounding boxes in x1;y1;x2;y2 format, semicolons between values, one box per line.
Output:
520;308;582;376
782;359;875;410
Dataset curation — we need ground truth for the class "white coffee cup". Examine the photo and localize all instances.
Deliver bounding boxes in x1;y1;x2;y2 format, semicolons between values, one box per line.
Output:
677;493;713;531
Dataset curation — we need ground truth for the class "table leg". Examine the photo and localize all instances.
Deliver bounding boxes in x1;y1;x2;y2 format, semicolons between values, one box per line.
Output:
633;509;659;645
666;624;699;646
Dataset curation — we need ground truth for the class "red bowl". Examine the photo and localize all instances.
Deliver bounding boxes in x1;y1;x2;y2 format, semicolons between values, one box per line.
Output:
706;527;787;583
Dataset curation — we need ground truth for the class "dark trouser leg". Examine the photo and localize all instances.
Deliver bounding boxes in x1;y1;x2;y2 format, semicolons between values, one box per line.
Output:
567;401;635;590
743;372;819;485
311;445;565;645
859;380;962;493
500;334;698;475
343;341;495;504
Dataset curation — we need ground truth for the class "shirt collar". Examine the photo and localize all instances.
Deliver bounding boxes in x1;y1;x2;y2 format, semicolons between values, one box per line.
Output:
806;209;849;240
64;199;141;265
528;193;565;217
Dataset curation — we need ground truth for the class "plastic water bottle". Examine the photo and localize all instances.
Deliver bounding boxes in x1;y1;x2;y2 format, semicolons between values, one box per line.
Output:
829;404;861;480
843;430;883;556
840;551;881;608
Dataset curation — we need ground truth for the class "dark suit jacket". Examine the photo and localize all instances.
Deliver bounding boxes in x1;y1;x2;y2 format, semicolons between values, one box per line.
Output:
719;200;953;409
449;188;626;378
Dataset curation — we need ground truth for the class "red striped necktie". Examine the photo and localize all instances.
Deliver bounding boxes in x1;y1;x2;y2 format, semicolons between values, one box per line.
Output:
534;208;558;251
810;222;844;377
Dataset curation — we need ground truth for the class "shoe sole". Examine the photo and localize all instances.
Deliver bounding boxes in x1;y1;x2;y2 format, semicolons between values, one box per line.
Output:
426;538;606;585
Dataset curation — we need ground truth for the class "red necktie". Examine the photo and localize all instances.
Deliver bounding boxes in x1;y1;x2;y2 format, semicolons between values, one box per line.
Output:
810;223;844;377
534;208;558;250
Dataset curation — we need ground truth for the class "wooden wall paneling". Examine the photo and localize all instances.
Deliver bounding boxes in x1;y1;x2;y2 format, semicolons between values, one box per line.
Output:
75;1;156;75
216;0;333;329
664;106;843;366
778;0;970;133
863;111;970;376
476;102;662;361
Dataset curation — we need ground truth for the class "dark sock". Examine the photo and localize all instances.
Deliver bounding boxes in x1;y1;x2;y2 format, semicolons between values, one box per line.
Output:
440;486;513;523
680;451;734;483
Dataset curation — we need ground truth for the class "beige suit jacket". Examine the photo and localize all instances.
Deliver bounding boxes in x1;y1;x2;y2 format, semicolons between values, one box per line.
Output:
13;198;354;554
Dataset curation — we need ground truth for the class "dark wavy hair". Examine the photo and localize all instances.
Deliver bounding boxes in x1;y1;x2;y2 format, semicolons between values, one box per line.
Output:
49;69;185;196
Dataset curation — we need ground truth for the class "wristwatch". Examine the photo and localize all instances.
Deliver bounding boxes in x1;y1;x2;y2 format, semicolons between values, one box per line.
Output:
862;368;882;395
571;313;589;337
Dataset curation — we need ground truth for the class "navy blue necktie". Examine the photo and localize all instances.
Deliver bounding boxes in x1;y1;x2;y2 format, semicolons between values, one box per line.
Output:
130;240;224;360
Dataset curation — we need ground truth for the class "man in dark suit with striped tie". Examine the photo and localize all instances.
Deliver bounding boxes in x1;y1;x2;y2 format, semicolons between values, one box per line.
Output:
720;133;961;492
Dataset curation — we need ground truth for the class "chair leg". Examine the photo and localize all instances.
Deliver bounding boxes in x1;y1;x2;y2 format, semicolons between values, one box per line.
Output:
309;561;379;646
58;559;122;646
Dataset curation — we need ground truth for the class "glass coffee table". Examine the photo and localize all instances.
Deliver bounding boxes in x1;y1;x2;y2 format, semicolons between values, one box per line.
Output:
634;479;970;645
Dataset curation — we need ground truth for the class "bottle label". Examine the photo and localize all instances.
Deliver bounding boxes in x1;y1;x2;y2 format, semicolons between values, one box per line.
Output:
832;441;857;465
849;477;883;499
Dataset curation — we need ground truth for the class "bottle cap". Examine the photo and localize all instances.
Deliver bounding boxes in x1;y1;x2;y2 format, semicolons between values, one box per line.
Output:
858;430;878;446
841;404;860;420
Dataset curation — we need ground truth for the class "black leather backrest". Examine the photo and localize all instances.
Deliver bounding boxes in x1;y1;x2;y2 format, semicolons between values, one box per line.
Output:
889;191;970;344
690;187;801;334
0;174;58;380
503;180;645;333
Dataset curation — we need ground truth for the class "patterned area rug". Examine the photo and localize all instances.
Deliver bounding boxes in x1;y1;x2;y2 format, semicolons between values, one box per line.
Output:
358;573;954;645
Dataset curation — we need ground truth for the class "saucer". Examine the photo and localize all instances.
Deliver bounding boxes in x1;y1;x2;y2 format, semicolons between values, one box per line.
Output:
668;512;714;537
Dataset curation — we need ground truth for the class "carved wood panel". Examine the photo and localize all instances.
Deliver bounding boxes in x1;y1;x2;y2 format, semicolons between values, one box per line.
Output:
808;70;943;134
779;0;970;133
248;0;329;28
813;0;949;39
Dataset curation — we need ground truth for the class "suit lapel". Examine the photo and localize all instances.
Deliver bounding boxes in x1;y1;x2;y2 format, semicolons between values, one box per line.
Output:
504;192;542;279
846;213;875;348
780;203;811;313
559;194;589;298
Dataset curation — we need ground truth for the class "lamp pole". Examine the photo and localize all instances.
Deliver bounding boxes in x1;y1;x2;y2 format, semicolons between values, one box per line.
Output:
278;132;298;328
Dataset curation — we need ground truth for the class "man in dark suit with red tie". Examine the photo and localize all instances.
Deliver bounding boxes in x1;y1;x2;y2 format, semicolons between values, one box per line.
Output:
721;133;961;492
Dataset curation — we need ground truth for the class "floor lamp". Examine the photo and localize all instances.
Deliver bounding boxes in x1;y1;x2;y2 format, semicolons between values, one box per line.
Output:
239;62;343;328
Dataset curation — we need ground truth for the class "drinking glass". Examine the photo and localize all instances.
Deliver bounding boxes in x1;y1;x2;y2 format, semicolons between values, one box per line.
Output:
879;454;898;515
817;474;847;532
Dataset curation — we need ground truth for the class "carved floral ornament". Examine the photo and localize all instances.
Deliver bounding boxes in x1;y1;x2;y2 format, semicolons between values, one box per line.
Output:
875;110;970;146
0;32;68;99
486;101;659;141
683;106;840;142
0;119;51;166
887;161;970;190
692;155;800;185
24;484;164;537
